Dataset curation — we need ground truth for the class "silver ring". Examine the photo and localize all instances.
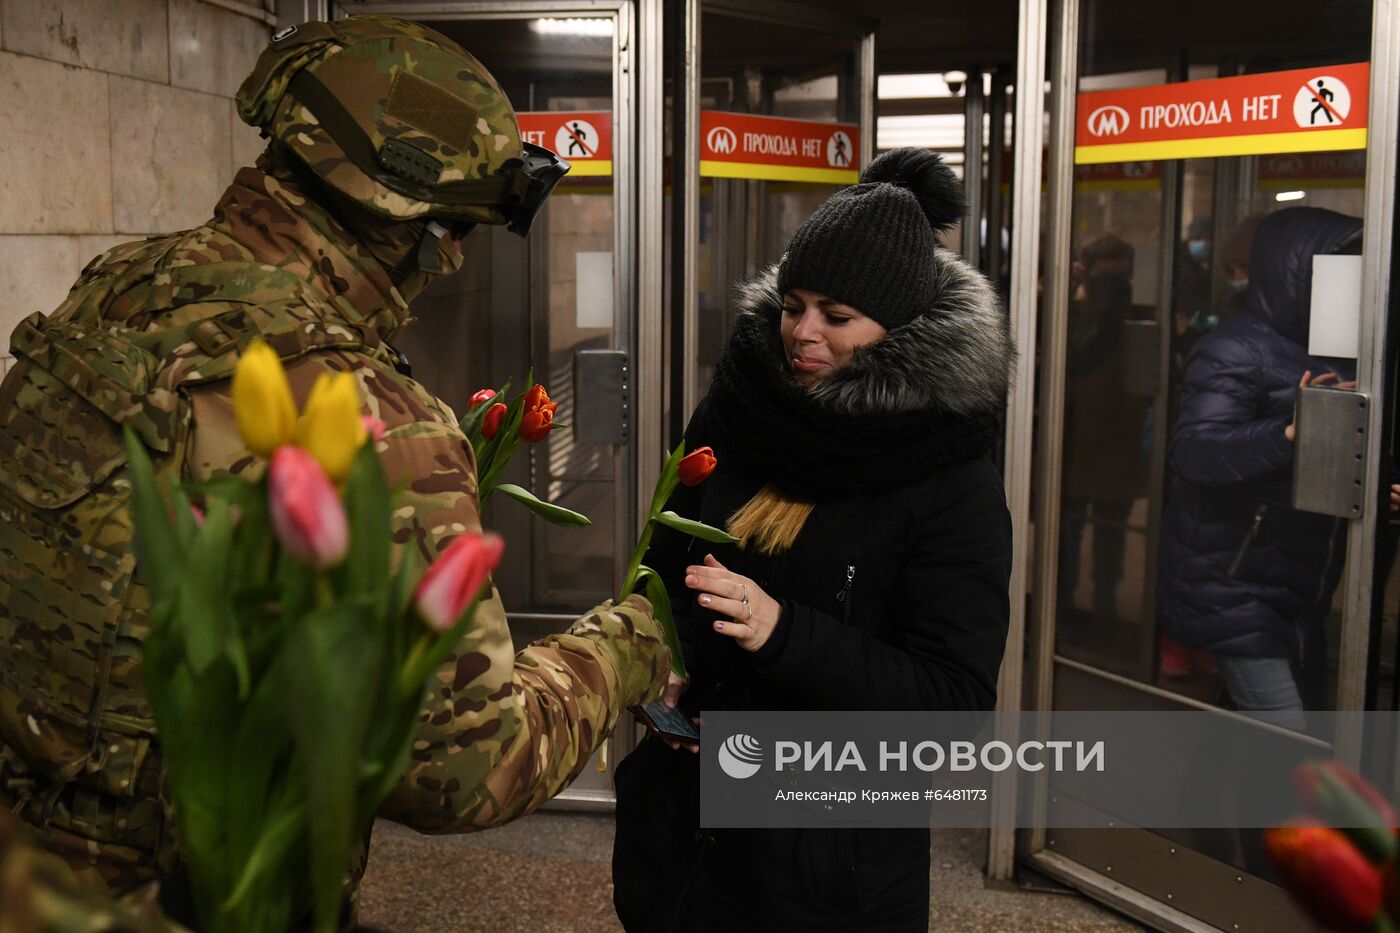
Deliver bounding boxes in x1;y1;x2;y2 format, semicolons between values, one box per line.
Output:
740;584;750;607
745;603;753;622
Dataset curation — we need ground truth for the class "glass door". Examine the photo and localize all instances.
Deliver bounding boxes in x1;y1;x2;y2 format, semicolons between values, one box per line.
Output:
345;1;637;805
1022;0;1399;928
668;0;874;433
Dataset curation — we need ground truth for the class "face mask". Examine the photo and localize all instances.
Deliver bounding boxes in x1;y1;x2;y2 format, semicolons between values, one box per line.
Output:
1229;277;1249;294
1187;239;1211;262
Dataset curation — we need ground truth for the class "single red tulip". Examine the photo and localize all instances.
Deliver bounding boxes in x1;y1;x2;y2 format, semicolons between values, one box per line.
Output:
677;447;718;486
519;407;555;443
1295;760;1399;863
1265;823;1384;931
414;532;505;632
267;446;349;570
482;402;508;440
469;388;497;411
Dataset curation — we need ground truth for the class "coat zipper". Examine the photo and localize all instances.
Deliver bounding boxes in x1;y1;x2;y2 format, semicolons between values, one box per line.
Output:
836;564;855;622
1226;505;1267;578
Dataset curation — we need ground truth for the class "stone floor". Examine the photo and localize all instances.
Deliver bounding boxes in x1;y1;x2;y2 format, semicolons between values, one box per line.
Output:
358;813;1146;932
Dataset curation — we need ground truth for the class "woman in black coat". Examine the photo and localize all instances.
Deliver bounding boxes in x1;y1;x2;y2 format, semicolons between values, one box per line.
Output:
612;149;1014;931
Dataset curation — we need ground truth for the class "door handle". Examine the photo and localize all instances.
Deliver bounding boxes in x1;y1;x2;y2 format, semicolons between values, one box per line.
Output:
573;349;629;446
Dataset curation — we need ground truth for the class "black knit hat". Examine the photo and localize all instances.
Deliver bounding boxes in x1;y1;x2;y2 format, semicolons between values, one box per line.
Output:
776;148;965;331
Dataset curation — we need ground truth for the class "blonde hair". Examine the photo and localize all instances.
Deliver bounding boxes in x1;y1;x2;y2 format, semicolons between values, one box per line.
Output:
726;483;815;555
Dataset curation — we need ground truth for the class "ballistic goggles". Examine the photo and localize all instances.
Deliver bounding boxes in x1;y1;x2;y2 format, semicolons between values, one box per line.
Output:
286;70;571;235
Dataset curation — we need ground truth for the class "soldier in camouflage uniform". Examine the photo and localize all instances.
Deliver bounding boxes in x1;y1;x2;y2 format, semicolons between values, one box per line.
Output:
0;15;670;906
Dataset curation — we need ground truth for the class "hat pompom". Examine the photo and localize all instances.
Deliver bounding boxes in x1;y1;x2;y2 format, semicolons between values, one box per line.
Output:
860;148;965;234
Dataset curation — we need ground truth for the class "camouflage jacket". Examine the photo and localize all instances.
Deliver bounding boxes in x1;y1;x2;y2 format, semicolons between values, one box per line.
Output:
0;167;669;899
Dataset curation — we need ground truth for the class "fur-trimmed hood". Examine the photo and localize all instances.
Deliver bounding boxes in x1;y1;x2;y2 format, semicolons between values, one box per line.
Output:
733;249;1014;418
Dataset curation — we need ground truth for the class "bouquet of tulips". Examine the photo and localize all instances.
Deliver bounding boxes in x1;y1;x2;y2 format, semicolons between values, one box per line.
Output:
1265;760;1400;932
128;342;503;933
618;443;734;678
458;378;589;527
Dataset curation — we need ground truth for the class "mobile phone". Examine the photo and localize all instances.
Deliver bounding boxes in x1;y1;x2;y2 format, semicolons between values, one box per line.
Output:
633;699;701;746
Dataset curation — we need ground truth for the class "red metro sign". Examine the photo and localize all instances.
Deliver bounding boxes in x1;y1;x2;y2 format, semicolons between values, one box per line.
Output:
700;111;861;184
1075;62;1369;164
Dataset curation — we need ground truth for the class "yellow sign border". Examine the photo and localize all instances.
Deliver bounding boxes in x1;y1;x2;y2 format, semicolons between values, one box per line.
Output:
699;160;859;184
1074;128;1367;164
564;160;612;177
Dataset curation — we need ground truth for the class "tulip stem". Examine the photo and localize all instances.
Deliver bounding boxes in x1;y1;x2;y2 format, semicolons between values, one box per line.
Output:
314;574;334;611
619;519;656;598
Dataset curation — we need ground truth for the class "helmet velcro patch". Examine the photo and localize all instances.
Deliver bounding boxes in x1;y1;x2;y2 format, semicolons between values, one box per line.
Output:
385;71;478;155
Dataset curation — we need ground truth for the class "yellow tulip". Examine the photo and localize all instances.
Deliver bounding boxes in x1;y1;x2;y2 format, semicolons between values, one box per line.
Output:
231;341;297;458
296;371;367;484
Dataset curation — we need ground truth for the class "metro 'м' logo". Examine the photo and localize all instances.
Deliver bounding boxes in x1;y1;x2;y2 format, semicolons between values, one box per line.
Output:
706;126;738;155
1086;105;1130;138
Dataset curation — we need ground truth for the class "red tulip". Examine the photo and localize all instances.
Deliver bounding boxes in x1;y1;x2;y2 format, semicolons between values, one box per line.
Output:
482;403;508;440
1295;761;1399;863
677;447;718;486
1264;822;1384;931
414;532;505;632
519;407;555;443
468;388;497;411
267;446;349;570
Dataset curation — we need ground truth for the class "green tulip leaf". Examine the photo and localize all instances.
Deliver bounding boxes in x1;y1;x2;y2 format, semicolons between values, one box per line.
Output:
654;510;738;545
122;428;181;595
494;483;591;527
636;565;686;679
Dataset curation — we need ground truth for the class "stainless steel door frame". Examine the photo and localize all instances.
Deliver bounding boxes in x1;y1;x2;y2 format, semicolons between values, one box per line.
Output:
670;0;876;431
996;0;1400;925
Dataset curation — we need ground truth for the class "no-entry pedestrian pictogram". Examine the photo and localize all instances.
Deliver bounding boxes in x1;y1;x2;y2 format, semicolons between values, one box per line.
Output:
700;111;861;184
517;111;612;177
1074;63;1369;164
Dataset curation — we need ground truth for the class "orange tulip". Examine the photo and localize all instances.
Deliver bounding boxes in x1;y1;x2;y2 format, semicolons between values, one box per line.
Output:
517;383;559;443
523;384;553;413
1264;823;1384;931
468;388;496;411
520;407;555;443
677;447;718;486
482;403;508;440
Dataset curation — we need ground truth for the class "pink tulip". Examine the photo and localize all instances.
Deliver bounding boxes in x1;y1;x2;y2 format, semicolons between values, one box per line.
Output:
414;532;505;632
361;414;388;443
267;446;349;570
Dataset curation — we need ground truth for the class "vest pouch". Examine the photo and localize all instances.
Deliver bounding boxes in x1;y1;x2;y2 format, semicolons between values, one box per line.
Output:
0;354;157;808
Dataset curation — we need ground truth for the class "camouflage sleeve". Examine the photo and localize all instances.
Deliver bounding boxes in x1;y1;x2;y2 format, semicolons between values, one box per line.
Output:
186;353;669;832
0;811;177;933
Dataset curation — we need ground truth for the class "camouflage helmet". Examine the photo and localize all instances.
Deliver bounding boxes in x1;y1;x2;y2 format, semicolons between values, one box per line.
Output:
236;16;568;234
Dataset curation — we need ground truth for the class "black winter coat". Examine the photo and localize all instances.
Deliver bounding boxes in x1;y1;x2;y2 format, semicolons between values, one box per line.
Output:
1157;207;1361;657
613;257;1013;931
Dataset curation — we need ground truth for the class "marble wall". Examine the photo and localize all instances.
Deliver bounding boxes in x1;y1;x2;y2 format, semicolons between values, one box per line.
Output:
0;0;271;365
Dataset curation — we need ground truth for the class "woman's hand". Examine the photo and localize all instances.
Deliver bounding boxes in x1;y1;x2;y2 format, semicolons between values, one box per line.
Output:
686;554;781;652
1286;370;1357;442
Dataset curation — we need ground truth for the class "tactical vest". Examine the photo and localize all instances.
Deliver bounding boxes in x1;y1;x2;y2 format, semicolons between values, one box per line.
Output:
0;234;398;891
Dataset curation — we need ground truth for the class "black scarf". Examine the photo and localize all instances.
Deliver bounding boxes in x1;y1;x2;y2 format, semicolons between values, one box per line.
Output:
705;312;1001;502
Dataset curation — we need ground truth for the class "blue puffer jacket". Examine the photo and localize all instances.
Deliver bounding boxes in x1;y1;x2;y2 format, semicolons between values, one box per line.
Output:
1158;207;1361;657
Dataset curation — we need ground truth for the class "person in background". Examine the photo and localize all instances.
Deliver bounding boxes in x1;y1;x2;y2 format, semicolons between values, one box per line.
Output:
611;148;1014;931
1060;234;1149;626
1157;207;1364;728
